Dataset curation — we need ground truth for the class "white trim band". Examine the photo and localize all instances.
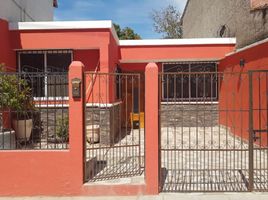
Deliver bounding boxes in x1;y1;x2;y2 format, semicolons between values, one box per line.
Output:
225;37;268;57
9;20;114;30
119;38;236;46
9;20;120;45
8;21;236;47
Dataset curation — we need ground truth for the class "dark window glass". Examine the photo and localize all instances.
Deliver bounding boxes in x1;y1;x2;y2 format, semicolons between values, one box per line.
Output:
20;53;44;73
163;64;189;100
47;53;71;97
190;63;217;100
20;53;45;97
163;63;217;101
19;52;71;98
47;53;71;72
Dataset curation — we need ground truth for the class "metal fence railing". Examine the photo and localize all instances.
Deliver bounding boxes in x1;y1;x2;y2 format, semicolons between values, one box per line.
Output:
83;72;145;182
0;72;69;150
159;71;268;192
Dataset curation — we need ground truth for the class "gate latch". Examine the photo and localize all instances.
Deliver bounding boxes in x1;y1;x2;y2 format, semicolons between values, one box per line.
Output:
253;129;268;142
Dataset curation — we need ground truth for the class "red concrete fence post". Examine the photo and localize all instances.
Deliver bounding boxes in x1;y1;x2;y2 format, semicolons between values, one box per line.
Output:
68;61;85;186
145;63;159;194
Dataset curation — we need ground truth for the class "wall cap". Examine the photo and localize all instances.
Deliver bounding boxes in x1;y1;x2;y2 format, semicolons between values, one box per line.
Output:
9;20;120;45
9;20;236;47
119;38;236;46
225;37;268;57
9;20;114;30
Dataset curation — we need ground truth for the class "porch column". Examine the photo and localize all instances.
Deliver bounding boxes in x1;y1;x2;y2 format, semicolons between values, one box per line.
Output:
68;61;85;185
145;63;160;194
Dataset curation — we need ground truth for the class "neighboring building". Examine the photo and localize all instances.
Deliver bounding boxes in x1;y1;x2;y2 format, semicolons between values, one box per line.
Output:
0;0;57;22
181;0;268;48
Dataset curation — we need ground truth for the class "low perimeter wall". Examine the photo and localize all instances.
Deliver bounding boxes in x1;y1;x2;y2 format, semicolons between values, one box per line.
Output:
0;61;159;196
0;38;268;196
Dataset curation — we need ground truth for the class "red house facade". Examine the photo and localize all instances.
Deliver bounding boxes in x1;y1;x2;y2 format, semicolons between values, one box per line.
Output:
0;18;268;196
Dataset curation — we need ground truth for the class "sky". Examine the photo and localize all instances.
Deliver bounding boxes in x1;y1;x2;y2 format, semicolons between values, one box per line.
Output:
54;0;187;39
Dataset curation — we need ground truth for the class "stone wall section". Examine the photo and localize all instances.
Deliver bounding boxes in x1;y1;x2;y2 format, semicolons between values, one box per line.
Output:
86;103;121;145
161;104;219;127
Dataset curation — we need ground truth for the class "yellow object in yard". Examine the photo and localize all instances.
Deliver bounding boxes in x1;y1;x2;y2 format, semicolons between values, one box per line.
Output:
130;112;144;128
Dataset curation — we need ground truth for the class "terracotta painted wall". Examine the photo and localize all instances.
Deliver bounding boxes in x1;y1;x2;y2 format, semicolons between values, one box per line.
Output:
107;34;120;102
120;63;162;73
120;44;235;62
0;19;16;71
219;40;268;147
83;34;120;104
10;28;120;103
9;28;237;103
0;62;147;196
74;49;100;72
10;29;110;50
10;29;111;72
0;151;83;196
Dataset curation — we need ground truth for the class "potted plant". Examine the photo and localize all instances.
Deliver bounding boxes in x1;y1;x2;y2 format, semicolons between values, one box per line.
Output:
0;64;35;142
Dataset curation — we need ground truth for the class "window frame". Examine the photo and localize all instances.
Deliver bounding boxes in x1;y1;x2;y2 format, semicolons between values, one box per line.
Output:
17;49;73;100
161;61;218;102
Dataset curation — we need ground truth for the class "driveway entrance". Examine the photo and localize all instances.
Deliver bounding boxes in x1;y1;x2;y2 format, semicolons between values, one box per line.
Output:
159;70;268;192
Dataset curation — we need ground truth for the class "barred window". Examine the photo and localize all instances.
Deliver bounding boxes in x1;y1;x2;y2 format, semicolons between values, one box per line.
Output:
17;50;72;98
162;62;218;101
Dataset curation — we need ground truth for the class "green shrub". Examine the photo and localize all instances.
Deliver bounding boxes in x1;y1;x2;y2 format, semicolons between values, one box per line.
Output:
0;63;35;119
56;117;69;142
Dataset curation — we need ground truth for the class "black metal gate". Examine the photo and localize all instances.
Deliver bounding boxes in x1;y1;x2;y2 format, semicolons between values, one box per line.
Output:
159;70;268;192
83;72;144;182
248;70;268;191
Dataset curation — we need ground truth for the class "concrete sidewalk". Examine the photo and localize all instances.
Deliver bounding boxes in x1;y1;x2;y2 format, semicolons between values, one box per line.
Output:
1;193;268;200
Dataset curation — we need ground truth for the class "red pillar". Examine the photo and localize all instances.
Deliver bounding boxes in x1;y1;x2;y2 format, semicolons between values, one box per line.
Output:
68;61;85;186
145;63;159;194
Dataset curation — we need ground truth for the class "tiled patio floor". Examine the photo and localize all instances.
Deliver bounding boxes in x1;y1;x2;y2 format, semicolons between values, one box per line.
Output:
161;126;268;192
84;125;268;191
85;128;145;182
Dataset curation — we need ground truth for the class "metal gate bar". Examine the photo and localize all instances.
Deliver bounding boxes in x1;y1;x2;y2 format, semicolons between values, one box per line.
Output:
159;69;268;192
249;70;268;192
83;72;144;182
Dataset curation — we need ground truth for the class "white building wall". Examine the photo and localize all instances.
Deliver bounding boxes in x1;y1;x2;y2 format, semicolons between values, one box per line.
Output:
0;0;54;22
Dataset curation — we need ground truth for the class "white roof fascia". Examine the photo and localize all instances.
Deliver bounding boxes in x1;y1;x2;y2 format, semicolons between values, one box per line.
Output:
9;20;114;30
9;20;120;45
119;38;236;46
225;37;268;57
8;21;236;47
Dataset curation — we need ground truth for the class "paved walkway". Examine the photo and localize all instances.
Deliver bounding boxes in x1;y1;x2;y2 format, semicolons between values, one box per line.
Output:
161;126;268;192
1;193;268;200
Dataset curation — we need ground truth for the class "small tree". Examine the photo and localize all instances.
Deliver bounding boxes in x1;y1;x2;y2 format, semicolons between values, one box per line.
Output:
0;63;34;119
113;23;141;40
151;5;182;39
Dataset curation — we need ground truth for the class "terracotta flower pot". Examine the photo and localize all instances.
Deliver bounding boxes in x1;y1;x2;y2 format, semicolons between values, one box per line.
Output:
12;119;33;141
86;125;100;144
